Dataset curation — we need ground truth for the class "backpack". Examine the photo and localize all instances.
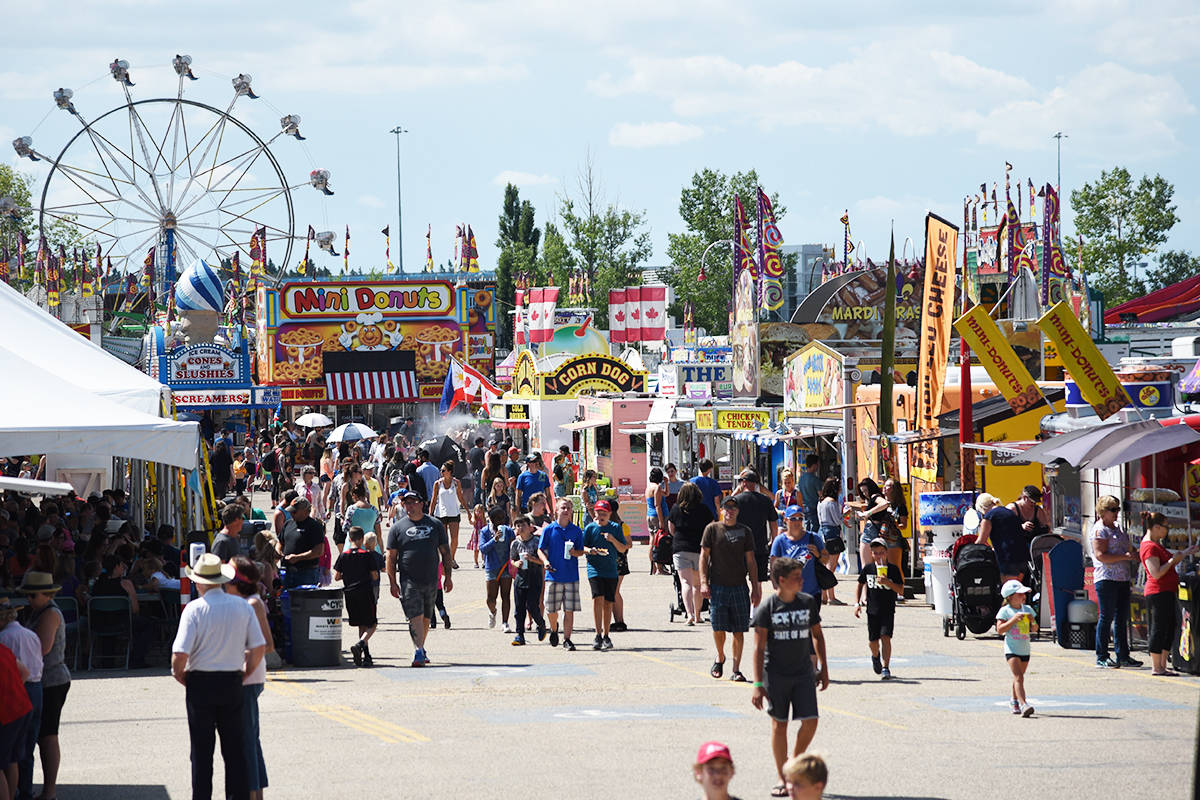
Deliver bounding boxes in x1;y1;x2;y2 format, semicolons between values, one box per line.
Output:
651;529;674;565
261;448;279;473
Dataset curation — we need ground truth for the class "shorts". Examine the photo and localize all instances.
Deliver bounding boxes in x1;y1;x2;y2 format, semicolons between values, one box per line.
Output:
1005;654;1031;663
866;610;895;641
709;584;751;633
399;582;437;620
672;551;700;573
764;672;819;721
438;515;459;526
344;586;378;628
40;681;69;737
820;526;845;555
485;566;512;582
0;710;30;767
588;576;618;603
544;580;582;613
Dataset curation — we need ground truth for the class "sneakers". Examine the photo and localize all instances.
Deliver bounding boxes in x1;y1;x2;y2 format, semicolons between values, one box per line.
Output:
1096;657;1121;668
503;622;512;634
1021;703;1035;718
412;648;427;668
563;638;576;652
1117;656;1143;668
1010;699;1021;715
350;641;364;667
549;630;559;648
880;667;892;680
537;625;548;642
871;653;883;674
489;612;497;629
601;635;613;651
611;621;628;632
511;635;526;646
362;650;374;668
593;635;604;651
441;613;451;630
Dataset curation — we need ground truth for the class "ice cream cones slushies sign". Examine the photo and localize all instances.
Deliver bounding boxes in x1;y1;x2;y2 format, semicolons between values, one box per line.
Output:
1036;301;1129;420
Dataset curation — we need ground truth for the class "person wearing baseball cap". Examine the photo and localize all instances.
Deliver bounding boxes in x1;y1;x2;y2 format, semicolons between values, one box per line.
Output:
996;579;1038;717
731;468;778;587
769;505;828;608
855;537;903;680
171;553;267;800
516;452;552;514
693;741;743;800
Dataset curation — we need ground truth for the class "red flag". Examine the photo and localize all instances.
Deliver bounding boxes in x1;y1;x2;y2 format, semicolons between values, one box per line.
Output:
624;286;642;343
514;289;527;346
639;285;667;342
608;288;627;343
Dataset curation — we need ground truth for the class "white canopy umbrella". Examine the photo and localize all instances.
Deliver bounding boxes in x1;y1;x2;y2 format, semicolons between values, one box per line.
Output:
326;422;377;443
295;412;334;428
0;477;76;496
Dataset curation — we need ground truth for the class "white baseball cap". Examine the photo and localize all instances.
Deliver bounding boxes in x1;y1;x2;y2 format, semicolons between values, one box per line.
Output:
1001;579;1032;598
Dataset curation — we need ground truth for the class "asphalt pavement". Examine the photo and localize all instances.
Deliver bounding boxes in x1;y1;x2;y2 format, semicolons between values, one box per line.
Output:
45;540;1200;799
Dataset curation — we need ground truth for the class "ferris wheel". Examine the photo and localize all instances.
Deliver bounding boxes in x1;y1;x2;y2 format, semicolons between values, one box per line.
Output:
12;54;334;287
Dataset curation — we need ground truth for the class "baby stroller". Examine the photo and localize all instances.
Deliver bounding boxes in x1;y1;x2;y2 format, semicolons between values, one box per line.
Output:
944;534;1002;640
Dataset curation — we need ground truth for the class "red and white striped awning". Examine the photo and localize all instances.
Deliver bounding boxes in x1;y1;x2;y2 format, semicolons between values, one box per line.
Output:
323;350;419;404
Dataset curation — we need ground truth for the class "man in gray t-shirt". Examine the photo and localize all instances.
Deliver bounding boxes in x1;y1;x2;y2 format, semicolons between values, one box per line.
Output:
386;491;453;667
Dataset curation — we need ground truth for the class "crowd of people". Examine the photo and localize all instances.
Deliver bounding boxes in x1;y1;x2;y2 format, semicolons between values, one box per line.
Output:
2;421;1198;798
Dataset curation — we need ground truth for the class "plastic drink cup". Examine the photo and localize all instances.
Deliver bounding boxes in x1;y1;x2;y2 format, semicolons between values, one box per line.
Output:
189;542;206;569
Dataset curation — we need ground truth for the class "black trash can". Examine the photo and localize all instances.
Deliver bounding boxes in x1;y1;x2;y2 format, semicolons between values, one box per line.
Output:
1171;574;1200;675
288;587;343;667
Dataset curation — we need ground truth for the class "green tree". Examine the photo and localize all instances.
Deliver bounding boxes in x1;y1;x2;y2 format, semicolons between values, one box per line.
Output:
1;163;87;284
555;154;652;326
659;168;791;336
1144;249;1200;293
1068;167;1177;306
495;183;541;349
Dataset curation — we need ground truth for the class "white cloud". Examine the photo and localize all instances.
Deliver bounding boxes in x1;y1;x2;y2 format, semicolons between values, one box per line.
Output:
608;121;703;148
358;194;386;208
1095;12;1200;64
492;170;557;187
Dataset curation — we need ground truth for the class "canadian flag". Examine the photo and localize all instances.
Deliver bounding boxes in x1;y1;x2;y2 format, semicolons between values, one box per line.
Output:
640;285;668;342
529;286;559;343
624;286;642;343
515;289;527;346
609;288;626;344
440;357;502;414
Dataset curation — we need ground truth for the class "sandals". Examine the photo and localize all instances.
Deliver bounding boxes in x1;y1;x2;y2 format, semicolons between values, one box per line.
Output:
729;670;747;683
710;660;725;679
771;783;788;797
1152;669;1179;676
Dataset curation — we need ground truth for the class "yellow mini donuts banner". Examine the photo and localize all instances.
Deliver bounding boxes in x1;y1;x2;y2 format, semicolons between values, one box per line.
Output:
260;279;496;402
954;305;1041;415
1037;301;1129;420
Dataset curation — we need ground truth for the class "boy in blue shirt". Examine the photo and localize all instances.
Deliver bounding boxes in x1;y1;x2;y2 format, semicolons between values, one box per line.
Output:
582;500;629;650
479;506;516;632
537;498;585;651
690;459;724;518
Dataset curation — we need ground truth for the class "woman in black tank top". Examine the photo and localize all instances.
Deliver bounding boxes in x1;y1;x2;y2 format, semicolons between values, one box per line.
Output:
1008;485;1050;539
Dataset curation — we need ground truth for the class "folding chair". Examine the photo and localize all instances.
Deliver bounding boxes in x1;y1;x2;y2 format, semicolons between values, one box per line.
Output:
88;596;132;670
54;596;81;671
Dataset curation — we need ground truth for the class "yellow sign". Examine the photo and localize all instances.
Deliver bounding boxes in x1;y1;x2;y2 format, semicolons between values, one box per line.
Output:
715;408;771;431
1037;301;1129;420
512;350;538;398
913;213;958;482
695;409;715;430
954;305;1041;414
784;341;843;414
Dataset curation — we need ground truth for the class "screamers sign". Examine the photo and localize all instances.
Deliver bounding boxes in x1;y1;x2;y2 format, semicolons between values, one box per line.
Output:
281;281;455;318
540;355;646;398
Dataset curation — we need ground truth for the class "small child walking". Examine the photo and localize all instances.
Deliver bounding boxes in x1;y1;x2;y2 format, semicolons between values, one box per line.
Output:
995;579;1038;717
509;514;547;645
468;504;485;568
854;537;903;680
333;526;382;667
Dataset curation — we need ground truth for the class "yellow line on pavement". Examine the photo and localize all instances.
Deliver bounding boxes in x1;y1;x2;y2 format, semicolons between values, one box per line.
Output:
627;652;907;731
265;675;315;695
303;704;405;744
334;706;432;742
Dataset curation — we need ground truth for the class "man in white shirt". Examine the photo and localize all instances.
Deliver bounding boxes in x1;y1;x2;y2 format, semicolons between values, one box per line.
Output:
172;554;267;800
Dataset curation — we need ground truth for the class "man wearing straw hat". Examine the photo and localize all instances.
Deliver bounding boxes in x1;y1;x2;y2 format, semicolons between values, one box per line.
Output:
172;553;267;800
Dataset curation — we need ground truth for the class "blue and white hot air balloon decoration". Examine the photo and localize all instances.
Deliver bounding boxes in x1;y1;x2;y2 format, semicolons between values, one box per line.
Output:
175;258;225;312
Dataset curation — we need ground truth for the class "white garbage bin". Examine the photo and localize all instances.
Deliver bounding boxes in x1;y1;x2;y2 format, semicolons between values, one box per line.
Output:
924;555;952;617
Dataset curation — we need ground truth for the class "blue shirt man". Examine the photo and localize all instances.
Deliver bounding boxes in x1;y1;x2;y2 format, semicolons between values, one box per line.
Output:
769;505;827;598
797;456;821;530
690;460;723;518
416;455;440;505
516;456;551;512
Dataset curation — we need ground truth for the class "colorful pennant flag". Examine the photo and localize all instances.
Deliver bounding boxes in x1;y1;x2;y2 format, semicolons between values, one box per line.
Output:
249;226;264;275
16;232;27;280
515;289;528;346
382;225;395;272
1028;178;1036;221
841;211;854;271
0;247;10;284
1006;190;1020;279
425;224;434;273
299;225;314;275
231;250;242;288
734;196;754;279
344;225;350;274
757;187;784;311
464;225;480;273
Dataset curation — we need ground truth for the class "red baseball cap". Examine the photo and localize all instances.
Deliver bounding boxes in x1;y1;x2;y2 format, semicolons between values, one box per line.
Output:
594;500;612;513
695;741;732;765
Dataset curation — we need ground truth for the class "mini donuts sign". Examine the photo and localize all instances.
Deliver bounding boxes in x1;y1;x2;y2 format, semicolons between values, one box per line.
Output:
167;344;246;386
281;280;455;319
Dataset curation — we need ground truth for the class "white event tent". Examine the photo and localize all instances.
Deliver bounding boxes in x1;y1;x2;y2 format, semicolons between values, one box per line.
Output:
0;280;168;416
0;345;199;470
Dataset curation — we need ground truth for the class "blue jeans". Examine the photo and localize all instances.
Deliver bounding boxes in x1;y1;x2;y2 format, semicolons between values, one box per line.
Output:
17;679;42;800
242;683;268;791
282;565;320;589
1095;579;1131;660
804;512;819;533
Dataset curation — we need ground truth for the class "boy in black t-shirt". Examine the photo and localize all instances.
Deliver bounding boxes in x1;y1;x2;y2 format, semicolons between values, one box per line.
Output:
508;515;547;645
855;537;903;680
751;557;828;797
334;526;383;666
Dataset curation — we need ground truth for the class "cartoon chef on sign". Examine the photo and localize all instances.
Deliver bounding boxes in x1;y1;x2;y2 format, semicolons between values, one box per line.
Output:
339;311;403;351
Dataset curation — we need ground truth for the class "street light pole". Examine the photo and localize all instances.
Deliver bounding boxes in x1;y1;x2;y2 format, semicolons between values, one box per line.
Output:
390;126;407;272
1052;131;1067;192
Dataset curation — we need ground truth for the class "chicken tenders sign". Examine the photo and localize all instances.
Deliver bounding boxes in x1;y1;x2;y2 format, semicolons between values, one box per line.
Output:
912;213;958;484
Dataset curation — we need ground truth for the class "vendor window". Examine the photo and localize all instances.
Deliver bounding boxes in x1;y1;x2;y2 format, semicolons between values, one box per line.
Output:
629;433;647;455
597;425;612;458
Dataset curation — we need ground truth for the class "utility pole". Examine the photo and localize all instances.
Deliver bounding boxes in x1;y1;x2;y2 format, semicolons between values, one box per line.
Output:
390;126;407;272
1052;131;1067;192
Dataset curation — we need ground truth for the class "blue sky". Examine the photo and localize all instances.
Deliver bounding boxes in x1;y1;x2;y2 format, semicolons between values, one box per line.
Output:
3;0;1197;279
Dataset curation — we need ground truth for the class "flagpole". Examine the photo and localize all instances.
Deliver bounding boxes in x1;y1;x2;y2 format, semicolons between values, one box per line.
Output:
389;125;407;273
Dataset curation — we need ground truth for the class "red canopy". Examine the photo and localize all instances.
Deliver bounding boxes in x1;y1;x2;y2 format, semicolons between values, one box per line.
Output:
1105;272;1200;324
